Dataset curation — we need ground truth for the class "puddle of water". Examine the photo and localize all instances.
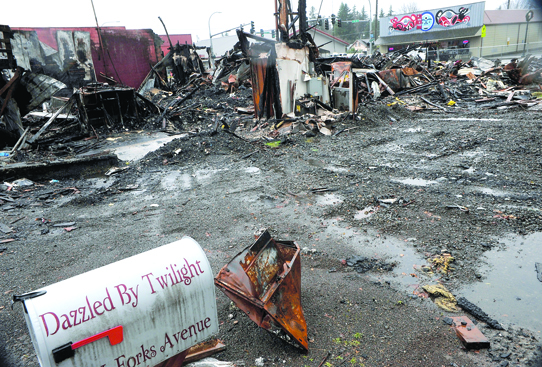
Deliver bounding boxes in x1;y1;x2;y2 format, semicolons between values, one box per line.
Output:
477;187;510;197
325;165;349;173
316;193;343;206
354;206;377;219
392;178;439;186
306;158;349;173
460;232;542;333
113;133;183;161
404;127;423;133
245;167;261;174
318;220;428;283
419;118;503;122
161;171;193;191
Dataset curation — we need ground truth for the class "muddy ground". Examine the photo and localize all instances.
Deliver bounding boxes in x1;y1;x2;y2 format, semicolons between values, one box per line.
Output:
1;86;542;367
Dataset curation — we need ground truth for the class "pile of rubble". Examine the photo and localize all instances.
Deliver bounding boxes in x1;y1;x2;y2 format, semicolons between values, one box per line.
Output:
2;23;542;171
346;49;542;112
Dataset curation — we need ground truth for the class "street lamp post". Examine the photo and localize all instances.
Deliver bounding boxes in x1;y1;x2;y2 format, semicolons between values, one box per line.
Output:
208;11;222;59
359;0;372;55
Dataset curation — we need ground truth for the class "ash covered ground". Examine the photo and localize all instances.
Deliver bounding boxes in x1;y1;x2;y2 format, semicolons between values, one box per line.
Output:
1;85;542;367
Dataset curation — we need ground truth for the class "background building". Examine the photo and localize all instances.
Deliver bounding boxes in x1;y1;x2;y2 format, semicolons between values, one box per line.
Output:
376;2;542;59
194;28;349;59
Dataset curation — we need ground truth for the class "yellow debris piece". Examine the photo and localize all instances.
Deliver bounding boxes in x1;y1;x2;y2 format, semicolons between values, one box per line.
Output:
422;284;458;312
430;253;455;274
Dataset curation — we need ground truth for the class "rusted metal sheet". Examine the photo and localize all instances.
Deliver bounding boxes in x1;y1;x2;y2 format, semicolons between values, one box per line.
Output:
450;316;490;350
519;70;542;85
215;230;308;351
402;67;420;76
250;53;282;119
377;69;406;92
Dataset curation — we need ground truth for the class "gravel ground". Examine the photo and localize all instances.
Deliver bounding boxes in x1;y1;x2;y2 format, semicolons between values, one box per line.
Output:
1;86;541;366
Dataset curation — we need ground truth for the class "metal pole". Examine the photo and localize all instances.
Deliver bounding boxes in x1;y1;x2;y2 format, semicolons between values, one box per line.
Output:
368;0;372;54
523;21;529;56
208;12;221;58
90;0;107;76
374;0;378;49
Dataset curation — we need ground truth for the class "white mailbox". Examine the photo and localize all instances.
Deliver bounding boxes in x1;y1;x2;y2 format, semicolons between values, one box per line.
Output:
14;237;218;367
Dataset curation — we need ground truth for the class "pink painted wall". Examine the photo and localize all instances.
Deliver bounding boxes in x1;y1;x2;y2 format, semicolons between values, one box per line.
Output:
159;34;192;56
13;26;163;89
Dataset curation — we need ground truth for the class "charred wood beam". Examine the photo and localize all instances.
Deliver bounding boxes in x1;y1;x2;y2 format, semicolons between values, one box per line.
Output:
153;84;202;125
420;96;450;112
288;16;300;30
158;16;174;51
287;0;296;36
27;96;76;144
0;68;21;118
298;0;307;33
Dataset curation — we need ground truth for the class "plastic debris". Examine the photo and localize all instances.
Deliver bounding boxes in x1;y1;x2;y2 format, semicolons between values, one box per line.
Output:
422;284;458;312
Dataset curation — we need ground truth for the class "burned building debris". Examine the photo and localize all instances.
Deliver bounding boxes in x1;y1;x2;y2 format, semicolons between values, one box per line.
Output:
2;8;542;175
2;3;542;367
215;230;308;351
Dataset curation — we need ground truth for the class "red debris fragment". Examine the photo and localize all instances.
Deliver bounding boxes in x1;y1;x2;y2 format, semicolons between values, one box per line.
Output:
450;316;490;350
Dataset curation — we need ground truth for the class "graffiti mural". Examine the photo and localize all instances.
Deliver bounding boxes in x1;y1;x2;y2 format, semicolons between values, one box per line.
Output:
388;5;473;33
435;7;471;27
389;14;421;32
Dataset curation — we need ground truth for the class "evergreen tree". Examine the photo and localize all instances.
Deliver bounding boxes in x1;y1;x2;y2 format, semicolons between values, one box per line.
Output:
361;5;367;20
309;6;316;20
336;3;352;40
309;6;324;31
387;5;393;16
360;6;369;39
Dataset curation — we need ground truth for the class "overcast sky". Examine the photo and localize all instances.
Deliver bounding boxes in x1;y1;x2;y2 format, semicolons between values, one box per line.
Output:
0;0;518;43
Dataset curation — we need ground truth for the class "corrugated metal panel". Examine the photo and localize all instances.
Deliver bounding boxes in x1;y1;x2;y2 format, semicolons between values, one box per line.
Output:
484;9;542;25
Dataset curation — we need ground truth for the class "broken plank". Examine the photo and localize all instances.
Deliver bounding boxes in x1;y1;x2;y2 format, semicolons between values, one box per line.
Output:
420;97;449;112
450;316;490;350
27;96;76;144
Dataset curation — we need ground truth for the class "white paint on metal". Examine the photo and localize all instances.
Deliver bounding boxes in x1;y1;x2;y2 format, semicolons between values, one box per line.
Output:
19;237;218;367
275;43;331;114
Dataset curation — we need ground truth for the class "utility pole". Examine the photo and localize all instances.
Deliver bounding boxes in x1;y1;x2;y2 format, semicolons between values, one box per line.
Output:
368;0;372;54
374;0;378;48
90;0;107;76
